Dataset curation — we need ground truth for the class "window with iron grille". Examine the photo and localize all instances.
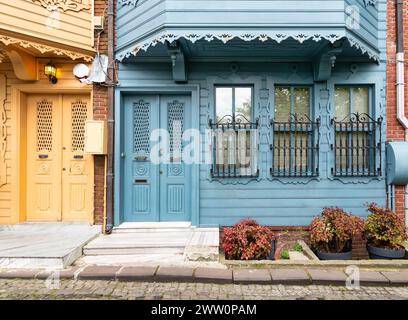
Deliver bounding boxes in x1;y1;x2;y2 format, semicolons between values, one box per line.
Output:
332;86;382;177
210;86;259;178
271;86;320;177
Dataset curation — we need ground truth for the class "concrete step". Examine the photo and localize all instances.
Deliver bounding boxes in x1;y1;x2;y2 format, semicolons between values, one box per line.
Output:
84;246;186;256
113;222;191;234
83;230;192;256
113;228;193;234
0;223;100;269
76;253;187;266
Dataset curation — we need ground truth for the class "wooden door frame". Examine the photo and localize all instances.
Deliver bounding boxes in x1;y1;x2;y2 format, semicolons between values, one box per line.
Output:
115;85;200;227
10;81;93;224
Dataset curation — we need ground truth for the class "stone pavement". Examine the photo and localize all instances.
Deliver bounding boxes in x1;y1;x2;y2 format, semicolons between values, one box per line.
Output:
0;279;408;300
0;266;408;286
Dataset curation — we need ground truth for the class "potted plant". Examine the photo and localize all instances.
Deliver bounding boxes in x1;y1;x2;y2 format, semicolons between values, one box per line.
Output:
221;219;274;260
309;207;364;260
364;203;407;259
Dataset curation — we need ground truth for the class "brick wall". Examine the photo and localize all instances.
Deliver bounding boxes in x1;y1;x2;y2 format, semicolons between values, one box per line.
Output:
220;227;369;260
93;0;109;225
387;0;407;222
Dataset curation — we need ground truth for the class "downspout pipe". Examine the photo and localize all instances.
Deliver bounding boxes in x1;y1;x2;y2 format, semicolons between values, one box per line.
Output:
395;0;408;226
105;0;115;234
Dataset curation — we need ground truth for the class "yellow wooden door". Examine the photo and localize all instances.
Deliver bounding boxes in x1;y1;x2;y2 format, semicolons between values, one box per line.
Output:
61;95;94;222
26;94;62;221
26;94;93;222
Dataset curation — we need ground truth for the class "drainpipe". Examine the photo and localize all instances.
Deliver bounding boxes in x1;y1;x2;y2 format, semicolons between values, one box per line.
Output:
395;0;408;226
105;0;115;234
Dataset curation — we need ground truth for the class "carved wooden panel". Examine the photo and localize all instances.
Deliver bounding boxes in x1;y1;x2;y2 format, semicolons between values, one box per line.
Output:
0;74;6;187
36;99;53;152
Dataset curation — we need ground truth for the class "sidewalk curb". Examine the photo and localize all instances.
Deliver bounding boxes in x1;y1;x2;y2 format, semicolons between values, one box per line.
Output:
1;266;407;286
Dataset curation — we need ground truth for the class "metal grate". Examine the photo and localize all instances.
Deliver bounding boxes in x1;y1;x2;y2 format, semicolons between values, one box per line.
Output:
271;114;320;177
331;113;382;177
168;100;184;161
209;115;259;178
36;99;53;152
133;99;151;157
71;99;88;152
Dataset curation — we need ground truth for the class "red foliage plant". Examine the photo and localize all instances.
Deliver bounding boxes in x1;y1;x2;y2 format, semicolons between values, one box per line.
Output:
309;207;364;253
364;203;408;250
221;219;274;260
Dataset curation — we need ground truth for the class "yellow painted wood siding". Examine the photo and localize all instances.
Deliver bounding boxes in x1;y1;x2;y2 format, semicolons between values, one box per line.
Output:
0;61;15;224
0;0;94;52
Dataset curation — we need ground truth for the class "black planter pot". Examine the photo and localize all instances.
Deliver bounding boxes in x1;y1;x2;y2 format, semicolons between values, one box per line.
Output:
316;250;352;261
268;239;277;260
315;240;352;260
367;245;406;260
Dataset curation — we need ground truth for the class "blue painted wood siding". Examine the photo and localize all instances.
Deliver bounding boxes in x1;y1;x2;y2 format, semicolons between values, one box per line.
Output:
115;0;387;227
116;0;380;55
117;60;386;227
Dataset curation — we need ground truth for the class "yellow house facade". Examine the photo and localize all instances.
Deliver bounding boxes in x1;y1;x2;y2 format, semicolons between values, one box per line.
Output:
0;0;98;224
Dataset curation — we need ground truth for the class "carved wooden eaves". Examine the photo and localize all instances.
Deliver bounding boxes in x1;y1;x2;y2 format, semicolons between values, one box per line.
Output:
31;0;91;12
0;34;93;62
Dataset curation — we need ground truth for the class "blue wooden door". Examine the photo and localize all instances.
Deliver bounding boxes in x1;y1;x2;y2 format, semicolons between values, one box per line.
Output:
123;95;191;222
159;95;192;221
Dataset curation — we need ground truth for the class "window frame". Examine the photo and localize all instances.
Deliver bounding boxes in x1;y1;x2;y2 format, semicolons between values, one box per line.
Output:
214;85;254;123
334;85;373;119
274;85;314;120
211;84;259;178
271;85;319;177
332;85;381;177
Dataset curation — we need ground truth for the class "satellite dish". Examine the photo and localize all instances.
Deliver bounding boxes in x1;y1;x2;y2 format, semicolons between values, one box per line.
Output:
73;64;90;80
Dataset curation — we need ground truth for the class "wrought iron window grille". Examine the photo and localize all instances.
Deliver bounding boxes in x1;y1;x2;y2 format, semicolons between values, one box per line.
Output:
331;112;382;177
270;114;320;177
209;115;259;178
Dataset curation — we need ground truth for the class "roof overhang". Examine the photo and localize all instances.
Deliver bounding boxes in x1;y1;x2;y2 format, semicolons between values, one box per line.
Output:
0;33;94;62
116;28;380;63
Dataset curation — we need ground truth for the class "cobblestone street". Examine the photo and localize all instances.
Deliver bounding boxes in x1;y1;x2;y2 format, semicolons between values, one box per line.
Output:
0;279;407;300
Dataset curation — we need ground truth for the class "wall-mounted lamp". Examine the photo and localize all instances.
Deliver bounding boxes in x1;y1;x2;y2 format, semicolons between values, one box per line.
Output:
44;61;58;84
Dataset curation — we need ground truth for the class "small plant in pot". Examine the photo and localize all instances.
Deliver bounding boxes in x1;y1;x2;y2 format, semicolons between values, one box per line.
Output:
221;219;274;260
364;203;407;259
309;207;364;260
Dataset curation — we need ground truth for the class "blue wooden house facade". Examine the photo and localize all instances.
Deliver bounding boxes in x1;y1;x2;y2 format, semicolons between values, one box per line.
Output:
114;0;387;227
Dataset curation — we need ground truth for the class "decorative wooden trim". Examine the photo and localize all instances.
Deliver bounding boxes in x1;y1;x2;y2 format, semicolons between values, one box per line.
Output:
31;0;91;12
117;31;380;63
0;35;93;62
363;0;377;7
0;74;7;188
118;0;139;6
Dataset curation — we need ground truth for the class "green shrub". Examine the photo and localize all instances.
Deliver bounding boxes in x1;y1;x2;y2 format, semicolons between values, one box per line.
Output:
221;219;274;260
364;203;408;250
280;250;290;260
309;207;364;253
293;242;303;252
